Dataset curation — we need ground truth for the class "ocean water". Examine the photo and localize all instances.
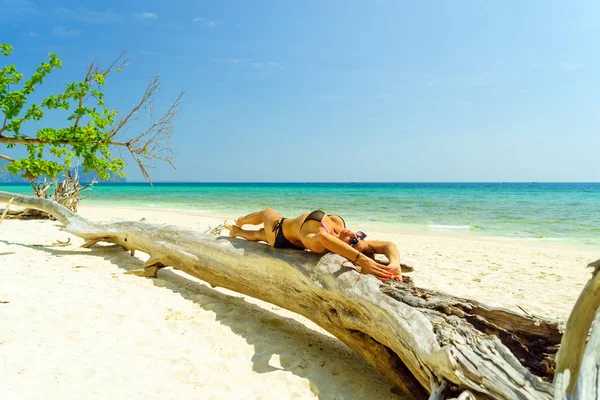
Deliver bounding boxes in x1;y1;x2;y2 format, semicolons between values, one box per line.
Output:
1;182;599;247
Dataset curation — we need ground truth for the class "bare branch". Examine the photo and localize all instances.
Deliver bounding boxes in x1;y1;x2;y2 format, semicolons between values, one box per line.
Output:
28;177;53;199
71;63;95;132
127;143;152;184
124;87;183;183
0;153;15;162
51;169;96;212
100;45;130;77
109;75;160;139
0;197;14;225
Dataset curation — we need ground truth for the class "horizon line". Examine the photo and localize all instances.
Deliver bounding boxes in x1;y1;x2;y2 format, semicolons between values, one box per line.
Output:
3;181;600;184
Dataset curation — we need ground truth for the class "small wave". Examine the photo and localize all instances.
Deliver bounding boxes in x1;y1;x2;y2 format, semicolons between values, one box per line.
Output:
140;204;209;213
428;224;471;230
502;236;569;242
157;207;209;213
526;237;568;242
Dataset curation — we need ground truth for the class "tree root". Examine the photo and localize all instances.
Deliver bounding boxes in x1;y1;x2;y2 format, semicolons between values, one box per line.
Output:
125;260;167;278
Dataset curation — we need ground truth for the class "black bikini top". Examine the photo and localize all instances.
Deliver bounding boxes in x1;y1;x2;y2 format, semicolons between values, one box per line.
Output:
300;210;346;232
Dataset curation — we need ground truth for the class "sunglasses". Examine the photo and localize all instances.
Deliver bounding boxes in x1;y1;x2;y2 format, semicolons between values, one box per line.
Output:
349;231;367;247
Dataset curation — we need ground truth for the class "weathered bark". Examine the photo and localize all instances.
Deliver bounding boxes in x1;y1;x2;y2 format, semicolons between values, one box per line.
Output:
0;190;565;399
554;259;600;396
573;306;600;399
381;285;560;380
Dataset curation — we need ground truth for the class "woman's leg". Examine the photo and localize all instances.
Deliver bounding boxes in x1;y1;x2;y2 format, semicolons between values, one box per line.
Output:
226;225;267;242
235;210;266;227
261;208;281;246
226;208;281;246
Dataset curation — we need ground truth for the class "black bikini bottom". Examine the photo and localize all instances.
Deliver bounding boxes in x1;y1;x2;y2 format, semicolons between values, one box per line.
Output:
272;218;304;250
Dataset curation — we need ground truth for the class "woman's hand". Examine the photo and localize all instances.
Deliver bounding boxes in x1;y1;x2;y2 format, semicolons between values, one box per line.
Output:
357;257;397;282
386;263;403;282
311;233;403;283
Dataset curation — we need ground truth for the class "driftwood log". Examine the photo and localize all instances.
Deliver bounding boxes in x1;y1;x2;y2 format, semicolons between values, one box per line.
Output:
553;259;600;399
1;190;596;400
573;307;600;399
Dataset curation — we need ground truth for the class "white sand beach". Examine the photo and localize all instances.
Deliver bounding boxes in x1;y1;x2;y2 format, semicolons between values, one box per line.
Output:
1;205;598;399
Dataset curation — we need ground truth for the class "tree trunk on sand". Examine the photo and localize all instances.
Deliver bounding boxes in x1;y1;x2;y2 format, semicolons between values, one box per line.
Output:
572;306;600;399
553;259;600;398
0;190;570;399
5;171;93;219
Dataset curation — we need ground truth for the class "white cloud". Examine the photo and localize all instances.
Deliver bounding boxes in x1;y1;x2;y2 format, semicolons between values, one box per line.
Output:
257;62;281;68
424;74;442;87
422;72;498;88
315;93;347;101
224;57;249;64
27;31;37;37
224;58;281;69
467;72;496;87
56;7;122;24
134;12;158;21
53;26;81;38
566;20;600;32
0;0;38;23
192;17;222;28
560;62;584;71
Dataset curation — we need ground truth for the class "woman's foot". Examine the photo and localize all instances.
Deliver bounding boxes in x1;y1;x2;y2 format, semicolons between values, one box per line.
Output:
224;221;239;238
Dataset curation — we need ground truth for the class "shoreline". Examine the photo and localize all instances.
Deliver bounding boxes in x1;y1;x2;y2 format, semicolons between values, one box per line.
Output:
2;182;599;248
79;204;599;253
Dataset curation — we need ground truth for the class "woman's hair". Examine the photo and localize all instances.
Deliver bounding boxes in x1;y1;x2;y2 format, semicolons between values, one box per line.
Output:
362;243;376;260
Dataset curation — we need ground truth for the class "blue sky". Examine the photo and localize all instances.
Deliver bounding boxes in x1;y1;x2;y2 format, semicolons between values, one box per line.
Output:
1;0;599;182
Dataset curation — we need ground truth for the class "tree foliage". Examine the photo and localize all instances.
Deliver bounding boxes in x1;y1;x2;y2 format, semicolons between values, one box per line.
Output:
0;43;183;184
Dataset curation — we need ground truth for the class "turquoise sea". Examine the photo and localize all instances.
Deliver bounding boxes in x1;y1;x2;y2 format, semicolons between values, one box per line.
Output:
1;182;599;247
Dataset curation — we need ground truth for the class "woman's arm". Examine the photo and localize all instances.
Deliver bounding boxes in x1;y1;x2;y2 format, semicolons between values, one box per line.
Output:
308;233;395;281
366;240;400;265
365;240;402;281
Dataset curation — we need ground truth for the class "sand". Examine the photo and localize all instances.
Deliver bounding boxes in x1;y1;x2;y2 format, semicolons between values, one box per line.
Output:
1;205;598;399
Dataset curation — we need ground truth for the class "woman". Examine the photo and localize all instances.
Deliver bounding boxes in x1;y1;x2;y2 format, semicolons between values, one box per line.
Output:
225;208;402;282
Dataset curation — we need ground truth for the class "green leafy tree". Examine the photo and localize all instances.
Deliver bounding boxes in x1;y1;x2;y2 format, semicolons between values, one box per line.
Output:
0;44;183;193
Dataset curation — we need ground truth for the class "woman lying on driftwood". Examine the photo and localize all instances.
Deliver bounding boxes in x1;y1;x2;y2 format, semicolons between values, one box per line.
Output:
225;208;403;282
